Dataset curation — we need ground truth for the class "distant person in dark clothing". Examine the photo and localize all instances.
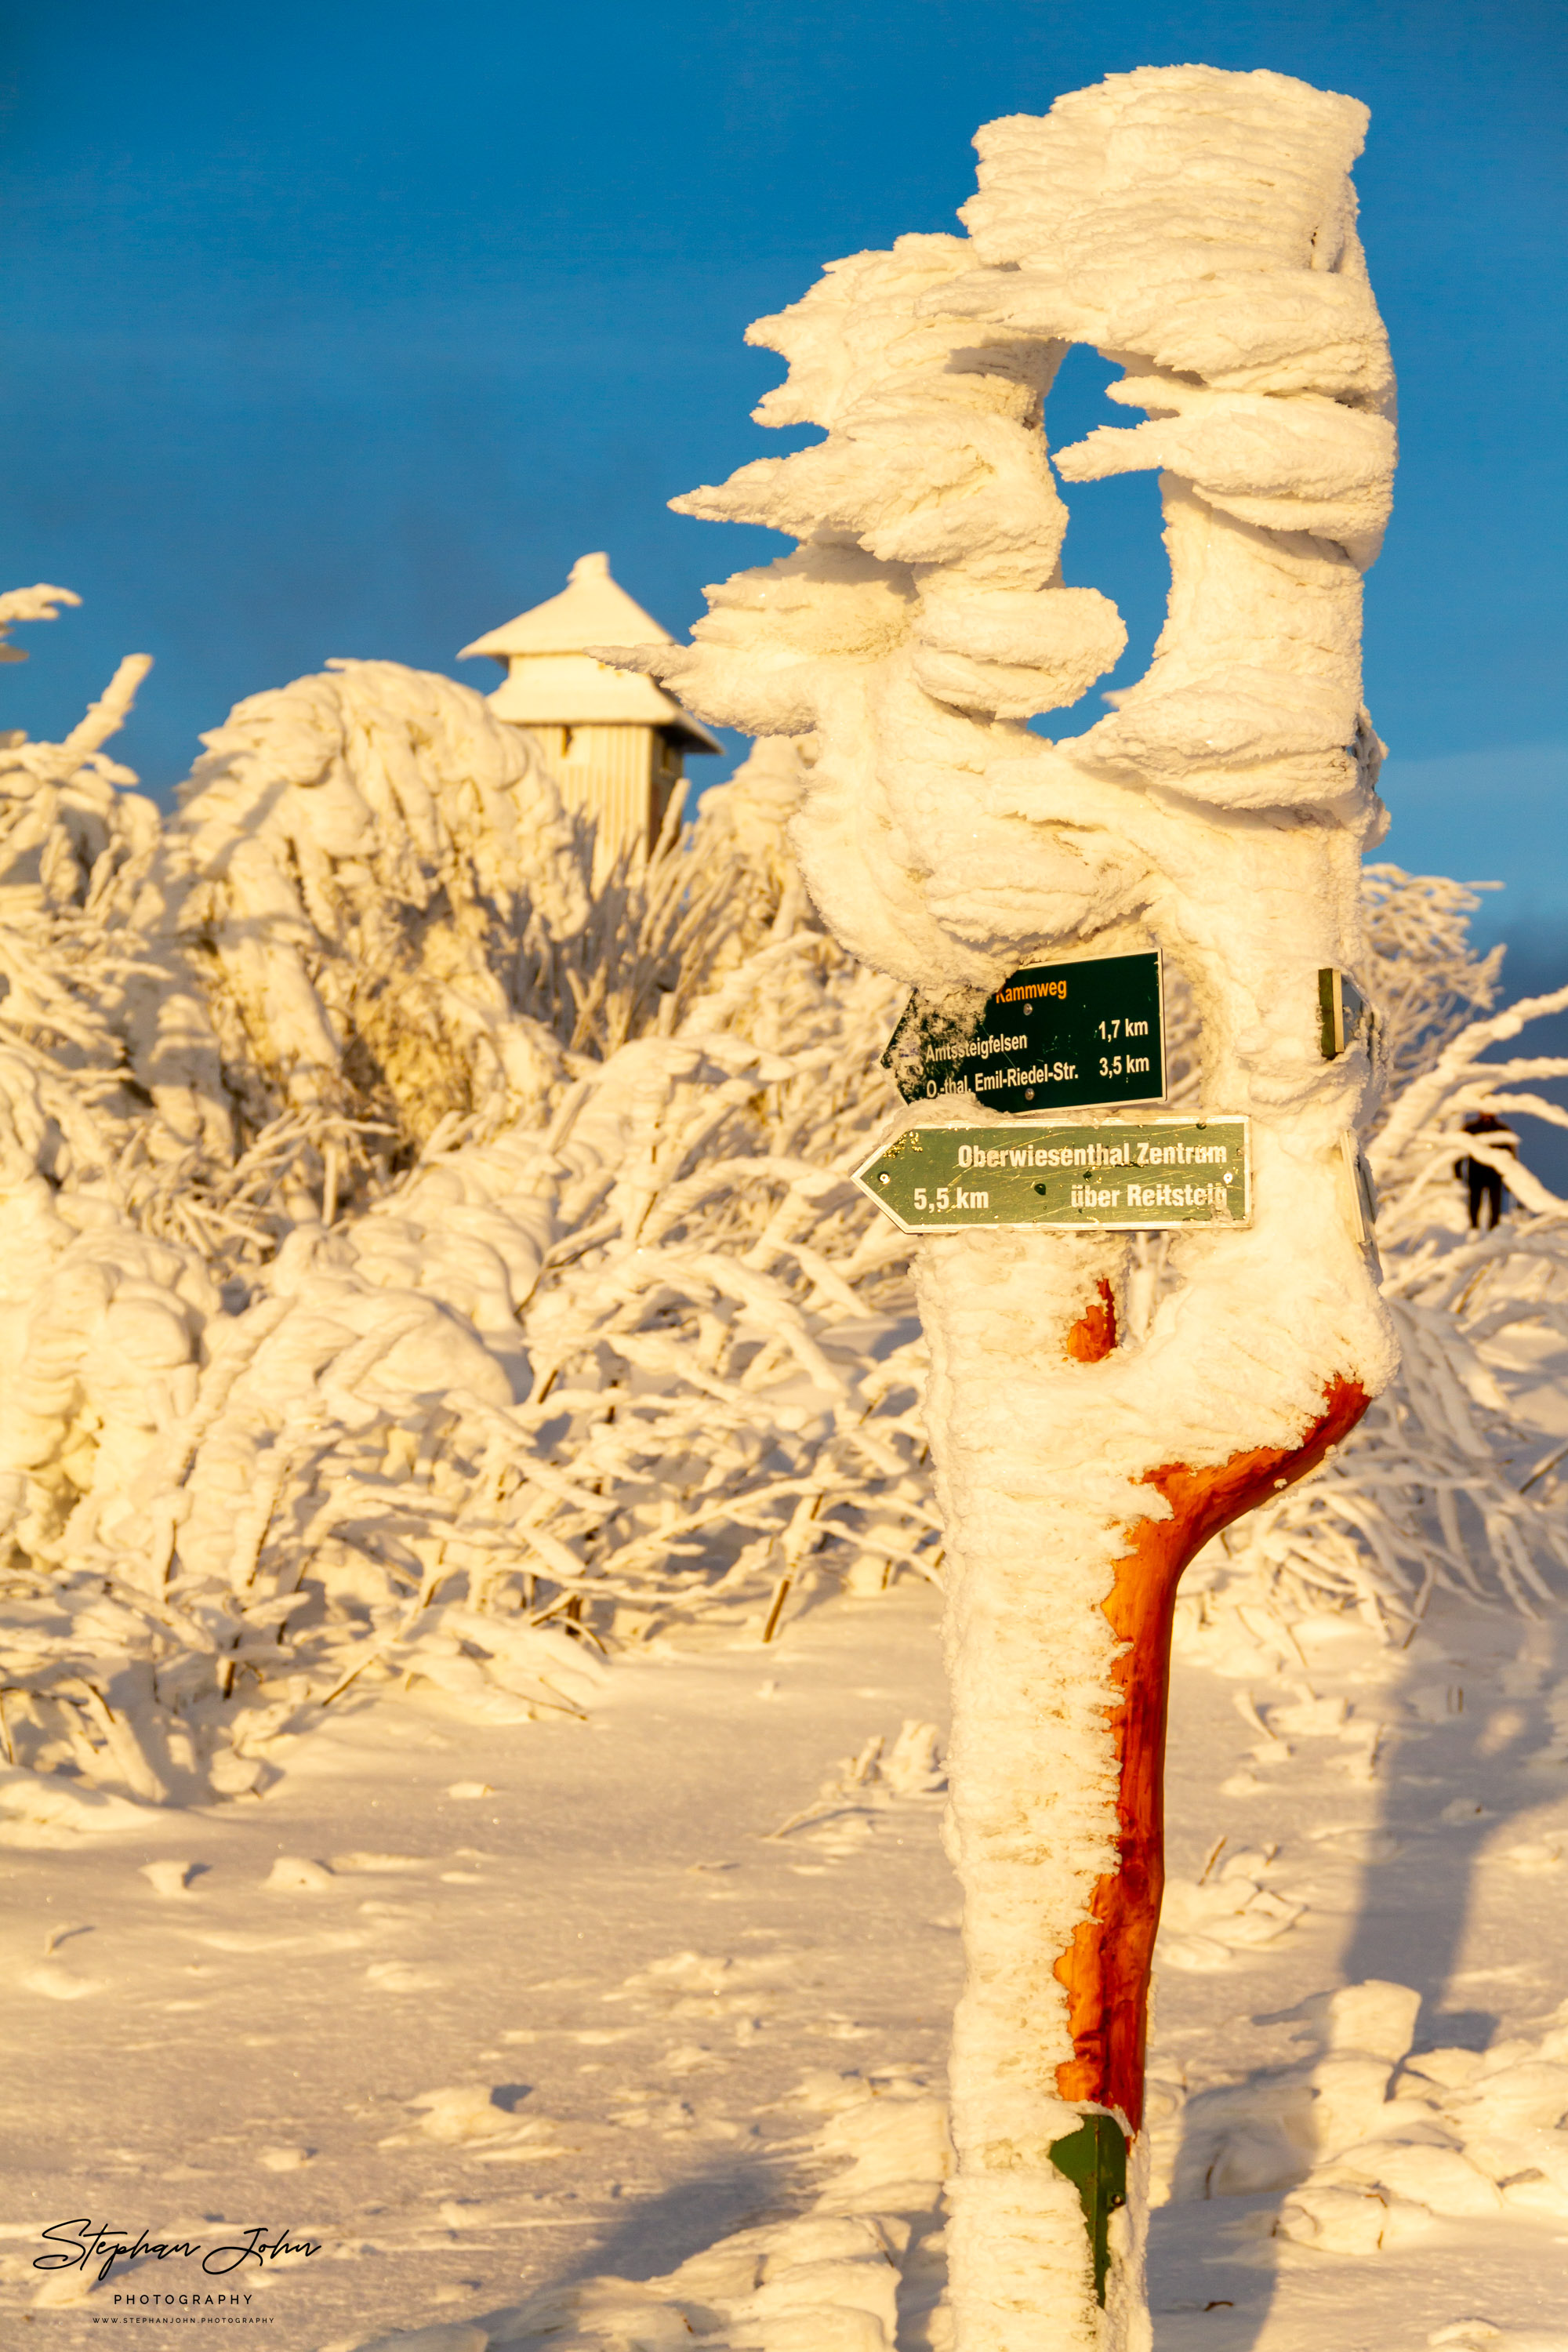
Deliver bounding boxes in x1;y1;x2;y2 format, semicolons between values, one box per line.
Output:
1456;1112;1517;1229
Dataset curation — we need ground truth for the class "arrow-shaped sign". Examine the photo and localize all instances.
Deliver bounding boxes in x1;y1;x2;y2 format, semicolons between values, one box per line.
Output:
853;1117;1250;1233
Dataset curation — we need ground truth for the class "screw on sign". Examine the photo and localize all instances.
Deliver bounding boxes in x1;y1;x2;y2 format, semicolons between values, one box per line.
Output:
604;64;1398;2352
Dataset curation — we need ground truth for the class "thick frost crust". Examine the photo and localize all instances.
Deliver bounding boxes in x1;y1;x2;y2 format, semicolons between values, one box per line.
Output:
177;659;590;1145
605;62;1401;2352
609;64;1393;990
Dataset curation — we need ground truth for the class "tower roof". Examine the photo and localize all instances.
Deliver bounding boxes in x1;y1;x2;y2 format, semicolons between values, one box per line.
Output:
459;552;720;747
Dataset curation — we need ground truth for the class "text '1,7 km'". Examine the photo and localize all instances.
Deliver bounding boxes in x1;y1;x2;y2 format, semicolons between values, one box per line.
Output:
882;949;1165;1116
854;1118;1251;1233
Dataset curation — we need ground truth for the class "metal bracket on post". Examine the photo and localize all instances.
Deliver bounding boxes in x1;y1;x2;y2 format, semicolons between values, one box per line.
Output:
1048;2111;1128;2305
1318;967;1370;1062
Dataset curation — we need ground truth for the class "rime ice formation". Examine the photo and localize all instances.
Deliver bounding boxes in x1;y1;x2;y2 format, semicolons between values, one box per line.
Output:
176;659;590;1152
604;60;1415;2352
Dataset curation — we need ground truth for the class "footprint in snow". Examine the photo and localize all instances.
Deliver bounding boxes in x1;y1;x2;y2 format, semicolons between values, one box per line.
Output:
23;1962;104;2001
31;2267;100;2309
405;2085;527;2142
140;1859;203;1897
660;2044;723;2076
365;1960;445;1993
264;1855;336;1891
1502;1839;1564;1874
331;1852;430;1874
1309;1824;1403;1863
1432;2327;1568;2351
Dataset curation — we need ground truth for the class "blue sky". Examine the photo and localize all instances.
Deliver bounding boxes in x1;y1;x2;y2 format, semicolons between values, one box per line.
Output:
0;0;1563;965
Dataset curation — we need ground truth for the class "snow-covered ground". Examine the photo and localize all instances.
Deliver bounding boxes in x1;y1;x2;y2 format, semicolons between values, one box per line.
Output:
8;1545;1568;2352
2;1582;955;2349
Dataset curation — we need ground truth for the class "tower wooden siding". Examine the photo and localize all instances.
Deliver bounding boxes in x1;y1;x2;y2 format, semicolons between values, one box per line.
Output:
527;723;683;855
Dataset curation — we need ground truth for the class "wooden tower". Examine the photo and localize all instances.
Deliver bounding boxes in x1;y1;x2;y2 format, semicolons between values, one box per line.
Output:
459;553;720;860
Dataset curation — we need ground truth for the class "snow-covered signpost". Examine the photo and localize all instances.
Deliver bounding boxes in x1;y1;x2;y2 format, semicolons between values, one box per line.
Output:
608;64;1399;2350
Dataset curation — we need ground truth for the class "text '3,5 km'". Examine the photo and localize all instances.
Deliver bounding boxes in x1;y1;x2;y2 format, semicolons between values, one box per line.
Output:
882;949;1165;1116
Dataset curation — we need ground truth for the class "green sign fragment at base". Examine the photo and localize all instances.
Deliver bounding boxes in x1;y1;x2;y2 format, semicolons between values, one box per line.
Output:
853;1117;1250;1233
882;949;1165;1116
1049;2111;1128;2306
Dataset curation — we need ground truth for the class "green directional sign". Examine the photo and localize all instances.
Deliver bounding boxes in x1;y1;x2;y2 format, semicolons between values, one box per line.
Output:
853;1116;1250;1233
882;950;1165;1117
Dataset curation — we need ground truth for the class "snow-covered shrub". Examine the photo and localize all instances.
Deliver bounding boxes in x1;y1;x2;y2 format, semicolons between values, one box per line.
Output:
0;623;933;1802
172;658;590;1190
1361;863;1507;1112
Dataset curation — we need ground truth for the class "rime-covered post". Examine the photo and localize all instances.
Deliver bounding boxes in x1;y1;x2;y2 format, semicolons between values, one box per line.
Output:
608;66;1399;2350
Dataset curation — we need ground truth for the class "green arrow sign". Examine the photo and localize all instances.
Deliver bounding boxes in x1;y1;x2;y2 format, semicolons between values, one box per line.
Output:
882;950;1165;1116
853;1117;1250;1232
